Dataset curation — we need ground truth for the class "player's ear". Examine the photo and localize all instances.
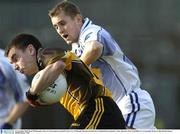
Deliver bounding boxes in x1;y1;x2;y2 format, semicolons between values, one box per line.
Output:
75;14;83;24
27;44;36;56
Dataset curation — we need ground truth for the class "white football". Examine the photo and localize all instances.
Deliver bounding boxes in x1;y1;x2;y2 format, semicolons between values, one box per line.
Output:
31;70;67;105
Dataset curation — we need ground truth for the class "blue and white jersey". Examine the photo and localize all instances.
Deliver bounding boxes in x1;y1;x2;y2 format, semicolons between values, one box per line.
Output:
72;18;141;102
0;49;29;124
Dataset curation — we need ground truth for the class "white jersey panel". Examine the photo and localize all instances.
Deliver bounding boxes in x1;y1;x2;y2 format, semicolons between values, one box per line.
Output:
72;18;141;101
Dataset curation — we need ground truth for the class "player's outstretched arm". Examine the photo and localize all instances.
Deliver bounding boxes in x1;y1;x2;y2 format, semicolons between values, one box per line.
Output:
29;60;66;95
1;102;29;129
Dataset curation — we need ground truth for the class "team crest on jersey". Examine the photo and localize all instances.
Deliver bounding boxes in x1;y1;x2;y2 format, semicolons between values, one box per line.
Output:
84;32;93;42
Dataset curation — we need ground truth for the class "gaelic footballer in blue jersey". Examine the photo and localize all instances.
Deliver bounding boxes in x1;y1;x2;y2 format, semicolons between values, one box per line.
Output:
49;0;156;129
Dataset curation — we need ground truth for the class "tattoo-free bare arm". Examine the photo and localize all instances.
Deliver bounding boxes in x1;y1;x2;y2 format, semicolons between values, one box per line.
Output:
80;40;103;65
30;60;66;95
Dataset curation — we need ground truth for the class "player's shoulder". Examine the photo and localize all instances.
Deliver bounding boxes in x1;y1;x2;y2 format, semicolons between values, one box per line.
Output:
37;47;66;68
82;23;101;36
80;18;102;42
37;47;66;60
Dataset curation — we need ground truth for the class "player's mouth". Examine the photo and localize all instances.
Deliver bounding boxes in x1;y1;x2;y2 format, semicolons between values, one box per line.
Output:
62;34;68;40
62;34;73;44
19;69;24;74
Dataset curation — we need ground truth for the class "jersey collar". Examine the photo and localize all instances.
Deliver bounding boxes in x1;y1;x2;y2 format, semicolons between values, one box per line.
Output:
80;18;92;34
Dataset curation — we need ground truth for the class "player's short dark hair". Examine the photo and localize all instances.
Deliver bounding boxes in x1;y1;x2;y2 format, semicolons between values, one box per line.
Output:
48;0;81;18
5;33;42;57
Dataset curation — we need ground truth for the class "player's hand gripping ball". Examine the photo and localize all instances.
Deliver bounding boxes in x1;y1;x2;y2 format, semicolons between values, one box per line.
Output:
30;70;68;105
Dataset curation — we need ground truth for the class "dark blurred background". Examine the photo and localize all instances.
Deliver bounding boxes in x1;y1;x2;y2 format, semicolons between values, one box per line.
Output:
0;0;180;129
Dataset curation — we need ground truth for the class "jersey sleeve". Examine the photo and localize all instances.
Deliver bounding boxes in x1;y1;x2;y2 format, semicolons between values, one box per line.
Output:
61;51;80;71
97;29;117;56
81;27;98;46
81;27;117;56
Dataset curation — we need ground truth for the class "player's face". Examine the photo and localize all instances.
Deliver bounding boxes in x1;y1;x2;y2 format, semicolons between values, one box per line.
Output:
51;11;82;45
7;45;38;76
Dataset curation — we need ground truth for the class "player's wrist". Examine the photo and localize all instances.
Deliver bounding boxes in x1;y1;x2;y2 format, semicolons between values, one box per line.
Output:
26;89;39;101
29;87;37;95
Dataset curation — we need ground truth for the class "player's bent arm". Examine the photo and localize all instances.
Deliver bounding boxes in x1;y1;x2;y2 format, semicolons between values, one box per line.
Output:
5;101;29;125
80;40;103;65
30;60;66;95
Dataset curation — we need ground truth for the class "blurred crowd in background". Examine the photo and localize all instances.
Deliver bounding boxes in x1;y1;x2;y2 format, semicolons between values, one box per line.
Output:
0;0;180;128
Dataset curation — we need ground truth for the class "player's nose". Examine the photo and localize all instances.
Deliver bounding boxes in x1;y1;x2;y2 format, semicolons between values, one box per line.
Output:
57;26;64;34
14;64;19;70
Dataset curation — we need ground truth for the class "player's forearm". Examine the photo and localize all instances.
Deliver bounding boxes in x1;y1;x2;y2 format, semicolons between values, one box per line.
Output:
30;60;66;95
5;102;29;125
80;41;103;65
80;51;100;66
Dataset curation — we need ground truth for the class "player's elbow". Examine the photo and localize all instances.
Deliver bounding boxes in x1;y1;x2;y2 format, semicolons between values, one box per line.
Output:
52;60;66;74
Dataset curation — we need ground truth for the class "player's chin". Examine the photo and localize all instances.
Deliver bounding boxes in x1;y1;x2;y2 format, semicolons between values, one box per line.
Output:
25;70;36;76
66;40;72;45
65;39;75;45
20;70;30;76
23;72;32;76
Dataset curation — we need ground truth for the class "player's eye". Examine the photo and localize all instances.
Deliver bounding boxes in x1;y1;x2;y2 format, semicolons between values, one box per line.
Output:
13;58;17;63
59;21;66;26
11;54;17;63
13;56;19;63
54;25;58;30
